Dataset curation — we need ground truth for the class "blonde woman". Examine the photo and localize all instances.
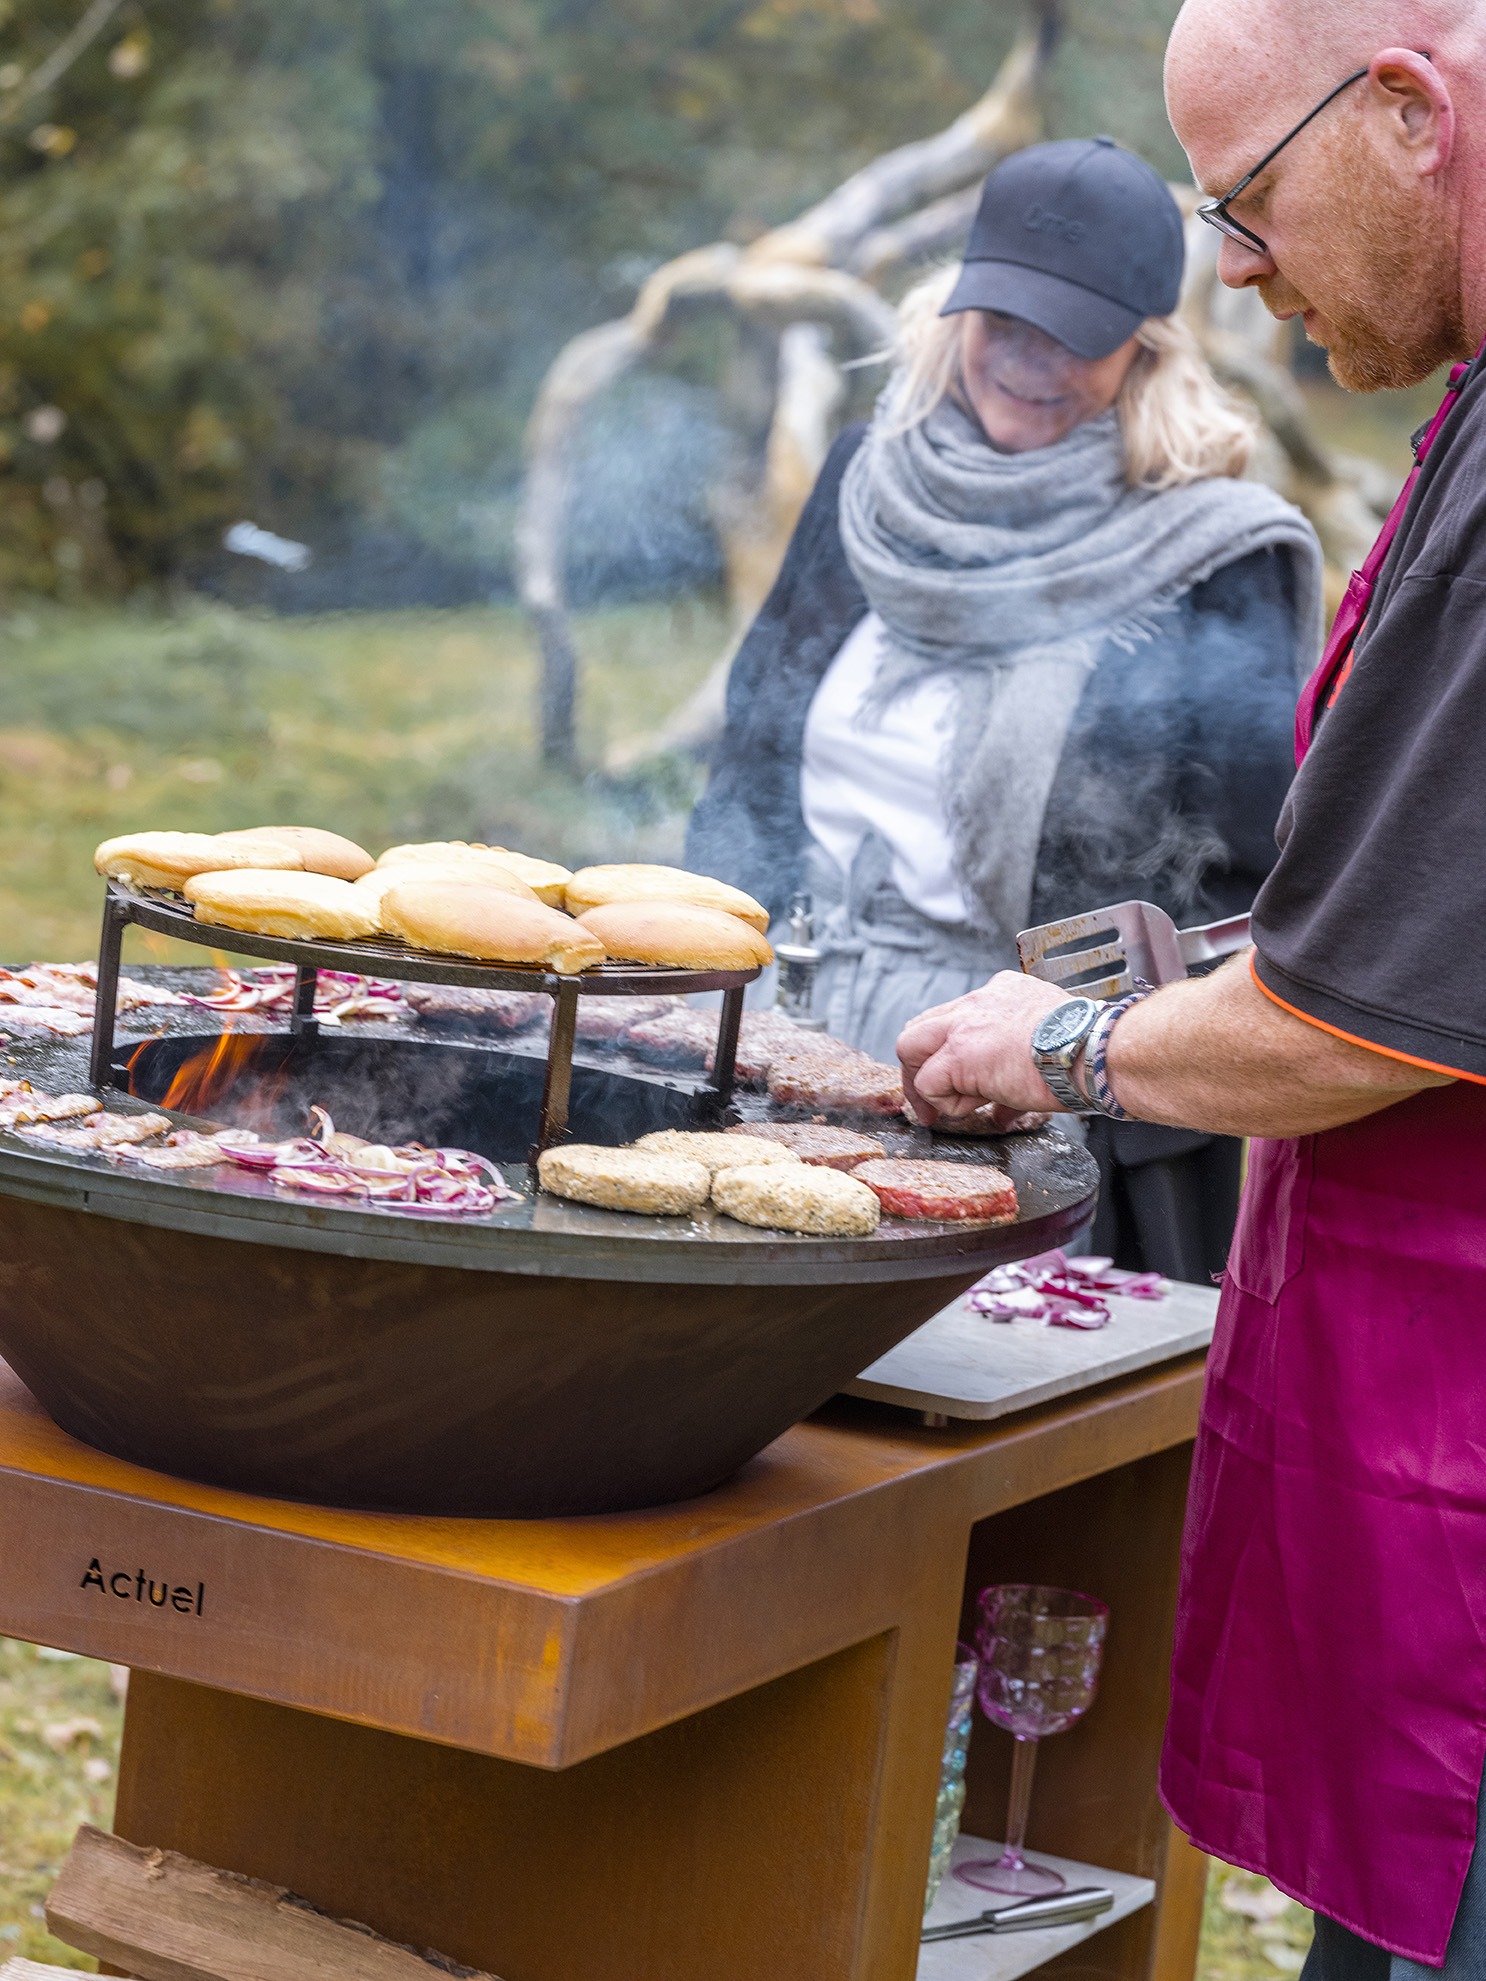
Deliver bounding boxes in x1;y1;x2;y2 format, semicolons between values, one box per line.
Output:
686;138;1324;1277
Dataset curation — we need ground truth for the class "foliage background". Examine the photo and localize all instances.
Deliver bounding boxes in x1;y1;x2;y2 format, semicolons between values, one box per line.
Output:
0;0;1187;609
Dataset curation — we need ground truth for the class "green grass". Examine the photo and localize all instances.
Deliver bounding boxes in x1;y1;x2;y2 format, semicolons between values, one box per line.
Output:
0;597;727;963
0;1639;122;1967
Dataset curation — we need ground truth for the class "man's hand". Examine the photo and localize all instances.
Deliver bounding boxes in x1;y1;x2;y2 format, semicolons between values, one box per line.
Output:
898;971;1074;1127
898;953;1454;1141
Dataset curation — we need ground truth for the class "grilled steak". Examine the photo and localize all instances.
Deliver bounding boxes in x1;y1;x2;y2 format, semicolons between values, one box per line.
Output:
853;1158;1018;1224
728;1122;886;1171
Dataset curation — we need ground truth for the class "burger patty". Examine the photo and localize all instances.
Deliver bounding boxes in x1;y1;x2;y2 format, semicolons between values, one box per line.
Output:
728;1122;886;1171
710;1011;819;1086
623;1009;718;1067
916;1101;1049;1137
635;1129;800;1176
536;1144;710;1216
712;1162;880;1237
853;1158;1019;1224
575;996;677;1044
404;984;547;1033
767;1044;904;1115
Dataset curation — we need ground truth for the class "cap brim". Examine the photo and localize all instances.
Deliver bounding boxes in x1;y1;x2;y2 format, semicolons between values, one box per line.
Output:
939;260;1145;361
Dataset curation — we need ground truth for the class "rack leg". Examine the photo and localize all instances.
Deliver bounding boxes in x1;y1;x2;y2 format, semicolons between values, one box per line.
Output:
710;985;745;1101
88;890;130;1091
291;967;319;1039
532;979;580;1161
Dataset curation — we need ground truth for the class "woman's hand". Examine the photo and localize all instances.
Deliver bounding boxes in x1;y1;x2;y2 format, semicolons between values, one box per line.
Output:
898;971;1075;1126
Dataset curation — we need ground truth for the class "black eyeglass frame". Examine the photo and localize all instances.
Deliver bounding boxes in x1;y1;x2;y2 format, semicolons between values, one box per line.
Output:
1196;67;1370;254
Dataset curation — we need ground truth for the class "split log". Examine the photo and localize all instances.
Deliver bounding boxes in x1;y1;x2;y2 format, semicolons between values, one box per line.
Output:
1;1961;108;1981
45;1824;500;1981
516;5;1059;770
761;3;1061;269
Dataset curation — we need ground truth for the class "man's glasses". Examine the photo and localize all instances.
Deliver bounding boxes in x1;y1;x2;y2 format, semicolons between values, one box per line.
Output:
1197;68;1370;255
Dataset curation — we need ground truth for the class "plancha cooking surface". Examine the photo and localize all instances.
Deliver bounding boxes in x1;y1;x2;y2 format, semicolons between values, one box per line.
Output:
0;968;1096;1286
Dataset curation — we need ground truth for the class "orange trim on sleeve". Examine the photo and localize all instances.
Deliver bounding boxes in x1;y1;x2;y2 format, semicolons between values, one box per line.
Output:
1250;954;1481;1085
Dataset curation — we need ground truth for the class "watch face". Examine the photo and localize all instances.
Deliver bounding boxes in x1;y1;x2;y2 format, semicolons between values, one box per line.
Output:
1034;998;1100;1054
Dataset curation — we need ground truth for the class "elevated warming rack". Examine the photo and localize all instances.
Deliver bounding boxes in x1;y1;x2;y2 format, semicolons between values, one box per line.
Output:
90;881;760;1154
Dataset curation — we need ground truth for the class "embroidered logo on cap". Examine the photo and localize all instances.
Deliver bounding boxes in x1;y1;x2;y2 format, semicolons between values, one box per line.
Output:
1024;203;1087;245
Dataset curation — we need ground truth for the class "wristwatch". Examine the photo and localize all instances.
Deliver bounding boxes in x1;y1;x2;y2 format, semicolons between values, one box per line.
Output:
1030;997;1103;1112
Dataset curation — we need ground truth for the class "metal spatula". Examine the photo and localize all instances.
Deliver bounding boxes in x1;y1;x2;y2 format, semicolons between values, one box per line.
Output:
1017;900;1252;999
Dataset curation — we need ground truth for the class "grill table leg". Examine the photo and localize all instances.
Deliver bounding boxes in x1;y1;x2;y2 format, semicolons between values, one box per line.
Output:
88;889;131;1091
532;978;580;1161
710;984;745;1102
291;967;319;1039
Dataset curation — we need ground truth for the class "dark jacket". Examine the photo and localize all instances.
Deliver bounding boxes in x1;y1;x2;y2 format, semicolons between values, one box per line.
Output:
687;424;1301;933
685;423;1307;1283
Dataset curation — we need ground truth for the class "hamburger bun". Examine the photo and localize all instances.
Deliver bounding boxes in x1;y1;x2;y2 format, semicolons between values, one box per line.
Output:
382;878;604;974
354;862;538;916
217;827;375;882
95;831;303;892
537;1144;710;1216
564;863;769;932
575;901;773;972
184;870;383;942
377;842;572;907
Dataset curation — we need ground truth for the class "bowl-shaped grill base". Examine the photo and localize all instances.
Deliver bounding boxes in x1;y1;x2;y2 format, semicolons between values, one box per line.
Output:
0;1194;982;1516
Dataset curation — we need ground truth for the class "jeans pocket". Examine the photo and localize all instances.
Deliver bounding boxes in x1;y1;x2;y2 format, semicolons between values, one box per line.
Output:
1225;1136;1315;1304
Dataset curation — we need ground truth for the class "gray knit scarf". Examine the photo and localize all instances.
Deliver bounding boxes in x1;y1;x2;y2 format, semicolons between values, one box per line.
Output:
837;388;1324;943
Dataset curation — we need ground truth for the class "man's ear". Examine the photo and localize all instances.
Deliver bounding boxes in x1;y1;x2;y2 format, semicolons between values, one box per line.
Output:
1371;47;1454;177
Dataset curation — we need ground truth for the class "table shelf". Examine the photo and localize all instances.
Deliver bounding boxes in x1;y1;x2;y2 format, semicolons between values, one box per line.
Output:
919;1836;1155;1980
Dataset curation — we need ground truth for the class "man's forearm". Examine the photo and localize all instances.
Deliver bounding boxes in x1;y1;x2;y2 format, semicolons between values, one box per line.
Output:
1100;954;1451;1137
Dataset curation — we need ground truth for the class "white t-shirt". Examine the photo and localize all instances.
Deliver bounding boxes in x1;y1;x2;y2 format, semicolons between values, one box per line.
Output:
800;611;971;926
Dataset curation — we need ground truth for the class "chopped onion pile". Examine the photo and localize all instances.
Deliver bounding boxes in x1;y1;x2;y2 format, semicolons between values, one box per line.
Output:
188;966;405;1024
220;1104;518;1217
969;1250;1169;1330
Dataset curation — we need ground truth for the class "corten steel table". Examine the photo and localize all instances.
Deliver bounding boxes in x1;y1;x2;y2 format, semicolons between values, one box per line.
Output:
0;1331;1210;1981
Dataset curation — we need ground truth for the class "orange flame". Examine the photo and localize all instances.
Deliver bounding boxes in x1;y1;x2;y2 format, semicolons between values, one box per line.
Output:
124;1025;285;1125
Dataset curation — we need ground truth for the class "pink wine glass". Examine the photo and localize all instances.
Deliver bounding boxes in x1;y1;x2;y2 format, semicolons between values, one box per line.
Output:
954;1583;1109;1898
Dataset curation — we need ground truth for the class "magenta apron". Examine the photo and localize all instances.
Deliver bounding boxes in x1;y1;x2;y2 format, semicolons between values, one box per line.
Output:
1160;358;1486;1964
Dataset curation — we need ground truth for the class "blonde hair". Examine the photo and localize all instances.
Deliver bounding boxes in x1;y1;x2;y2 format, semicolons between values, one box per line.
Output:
883;264;1255;490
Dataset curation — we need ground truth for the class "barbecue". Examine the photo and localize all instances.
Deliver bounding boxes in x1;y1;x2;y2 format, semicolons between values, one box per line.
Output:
0;839;1096;1519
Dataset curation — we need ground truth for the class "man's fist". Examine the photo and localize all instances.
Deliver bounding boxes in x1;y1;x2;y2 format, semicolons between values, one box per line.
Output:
897;971;1076;1126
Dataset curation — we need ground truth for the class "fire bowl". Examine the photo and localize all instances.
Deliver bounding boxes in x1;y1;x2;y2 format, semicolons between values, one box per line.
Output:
0;1028;1097;1517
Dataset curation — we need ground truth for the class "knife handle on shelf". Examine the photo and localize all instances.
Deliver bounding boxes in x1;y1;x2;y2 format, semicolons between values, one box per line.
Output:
921;1885;1116;1941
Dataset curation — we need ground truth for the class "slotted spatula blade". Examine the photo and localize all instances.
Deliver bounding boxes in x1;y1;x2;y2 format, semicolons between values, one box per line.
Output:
1017;901;1252;994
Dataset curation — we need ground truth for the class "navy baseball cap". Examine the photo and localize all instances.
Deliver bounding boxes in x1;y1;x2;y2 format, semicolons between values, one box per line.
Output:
940;137;1186;360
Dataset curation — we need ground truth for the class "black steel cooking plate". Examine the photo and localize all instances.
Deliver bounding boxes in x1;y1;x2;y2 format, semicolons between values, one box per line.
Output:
0;982;1097;1517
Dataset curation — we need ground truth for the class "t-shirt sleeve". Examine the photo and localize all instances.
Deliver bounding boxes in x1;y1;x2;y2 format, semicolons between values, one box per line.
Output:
1251;403;1486;1079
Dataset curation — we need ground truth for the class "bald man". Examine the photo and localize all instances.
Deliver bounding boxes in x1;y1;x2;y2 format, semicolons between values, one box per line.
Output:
895;7;1486;1973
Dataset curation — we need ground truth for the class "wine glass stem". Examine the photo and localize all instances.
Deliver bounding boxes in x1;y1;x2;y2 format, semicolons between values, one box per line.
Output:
1001;1736;1040;1870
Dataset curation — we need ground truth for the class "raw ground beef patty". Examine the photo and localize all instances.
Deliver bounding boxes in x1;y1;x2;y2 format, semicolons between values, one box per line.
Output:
728;1122;886;1171
853;1158;1019;1224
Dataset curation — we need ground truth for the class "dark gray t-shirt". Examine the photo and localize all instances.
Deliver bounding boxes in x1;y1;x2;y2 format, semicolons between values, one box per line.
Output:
1252;359;1486;1078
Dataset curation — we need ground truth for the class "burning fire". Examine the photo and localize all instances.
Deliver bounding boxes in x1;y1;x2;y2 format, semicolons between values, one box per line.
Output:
130;1026;282;1122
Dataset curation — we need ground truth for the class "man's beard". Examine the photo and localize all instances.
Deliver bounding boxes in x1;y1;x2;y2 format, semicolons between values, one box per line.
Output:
1259;128;1467;392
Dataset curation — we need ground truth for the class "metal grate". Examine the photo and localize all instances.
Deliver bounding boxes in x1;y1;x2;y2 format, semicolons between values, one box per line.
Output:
90;882;760;1156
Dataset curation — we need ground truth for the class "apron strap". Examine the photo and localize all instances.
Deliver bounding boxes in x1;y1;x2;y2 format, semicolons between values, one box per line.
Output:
1295;340;1486;765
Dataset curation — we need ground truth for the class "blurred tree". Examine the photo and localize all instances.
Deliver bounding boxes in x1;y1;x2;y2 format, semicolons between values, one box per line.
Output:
0;0;1183;601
